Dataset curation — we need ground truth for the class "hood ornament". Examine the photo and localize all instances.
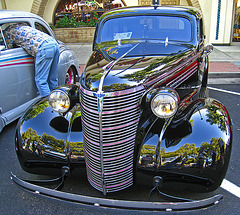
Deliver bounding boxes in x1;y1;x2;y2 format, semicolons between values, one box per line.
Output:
152;0;160;9
165;37;169;47
118;38;122;46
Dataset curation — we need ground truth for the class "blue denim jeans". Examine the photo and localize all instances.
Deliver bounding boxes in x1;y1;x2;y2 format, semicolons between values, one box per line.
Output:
35;39;59;97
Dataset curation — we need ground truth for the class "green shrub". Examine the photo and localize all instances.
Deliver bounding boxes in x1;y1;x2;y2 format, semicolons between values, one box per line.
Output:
54;13;99;28
55;15;79;28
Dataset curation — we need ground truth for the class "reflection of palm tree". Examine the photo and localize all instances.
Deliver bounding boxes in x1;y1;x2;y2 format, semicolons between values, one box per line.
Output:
102;83;130;91
85;73;103;90
22;101;49;122
142;137;224;168
121;53;186;83
22;128;41;144
42;133;65;153
199;137;224;168
206;105;227;131
22;128;65;154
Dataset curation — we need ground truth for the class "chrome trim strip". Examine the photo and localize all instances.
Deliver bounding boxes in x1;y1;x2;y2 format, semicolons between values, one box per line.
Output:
83;133;100;146
168;62;198;88
86;162;101;175
82;118;99;131
156;117;174;168
102;136;135;146
87;174;102;188
144;51;201;88
104;165;133;175
106;178;133;189
80;84;145;97
81;102;98;114
85;148;101;161
102;104;139;115
102;119;139;131
103;151;133;161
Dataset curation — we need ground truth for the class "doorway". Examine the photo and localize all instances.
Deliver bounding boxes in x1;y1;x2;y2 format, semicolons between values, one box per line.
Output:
233;0;240;41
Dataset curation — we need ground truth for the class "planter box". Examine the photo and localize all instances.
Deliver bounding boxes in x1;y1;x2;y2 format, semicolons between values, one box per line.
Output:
53;27;95;43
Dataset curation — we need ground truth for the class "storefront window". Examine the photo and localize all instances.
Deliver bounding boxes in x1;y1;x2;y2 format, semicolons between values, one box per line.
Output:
233;0;240;41
54;0;125;26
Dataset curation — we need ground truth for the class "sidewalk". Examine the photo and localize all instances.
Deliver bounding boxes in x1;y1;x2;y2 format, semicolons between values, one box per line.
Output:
66;42;240;78
209;42;240;79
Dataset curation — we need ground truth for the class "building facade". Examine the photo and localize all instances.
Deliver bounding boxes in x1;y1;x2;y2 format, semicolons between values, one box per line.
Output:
0;0;239;45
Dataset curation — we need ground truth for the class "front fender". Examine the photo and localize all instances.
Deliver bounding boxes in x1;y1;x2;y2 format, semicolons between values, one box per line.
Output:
15;89;84;175
136;98;232;192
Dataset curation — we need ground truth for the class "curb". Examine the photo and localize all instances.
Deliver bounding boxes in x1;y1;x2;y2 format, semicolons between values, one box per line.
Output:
209;72;240;78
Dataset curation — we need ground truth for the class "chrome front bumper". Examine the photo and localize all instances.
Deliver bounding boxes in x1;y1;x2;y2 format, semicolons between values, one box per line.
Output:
11;172;223;212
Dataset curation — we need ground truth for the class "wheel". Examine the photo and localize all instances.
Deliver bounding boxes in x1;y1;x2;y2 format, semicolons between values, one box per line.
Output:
65;67;76;84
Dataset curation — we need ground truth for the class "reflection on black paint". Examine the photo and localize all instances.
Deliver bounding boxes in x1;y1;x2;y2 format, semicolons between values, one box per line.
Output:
139;101;230;174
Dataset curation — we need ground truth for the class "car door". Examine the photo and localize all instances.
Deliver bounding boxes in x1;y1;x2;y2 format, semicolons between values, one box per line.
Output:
0;22;38;121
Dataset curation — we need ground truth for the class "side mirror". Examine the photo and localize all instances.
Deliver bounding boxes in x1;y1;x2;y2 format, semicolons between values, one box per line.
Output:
204;43;213;55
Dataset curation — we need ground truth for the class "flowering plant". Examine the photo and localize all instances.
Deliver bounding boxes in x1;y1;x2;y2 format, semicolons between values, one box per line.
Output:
86;12;99;27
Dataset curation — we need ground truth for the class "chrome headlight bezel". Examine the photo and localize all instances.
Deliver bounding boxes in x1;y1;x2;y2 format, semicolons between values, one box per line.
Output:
48;89;71;113
150;88;179;119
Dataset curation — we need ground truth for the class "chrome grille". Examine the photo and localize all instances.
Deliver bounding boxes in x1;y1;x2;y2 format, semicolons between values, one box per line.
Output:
80;86;144;194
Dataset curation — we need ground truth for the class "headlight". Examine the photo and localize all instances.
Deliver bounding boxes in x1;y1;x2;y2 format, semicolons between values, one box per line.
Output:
49;90;70;113
151;88;179;118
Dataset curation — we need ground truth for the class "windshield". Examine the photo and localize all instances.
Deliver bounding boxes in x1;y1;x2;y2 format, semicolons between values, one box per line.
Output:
100;15;192;43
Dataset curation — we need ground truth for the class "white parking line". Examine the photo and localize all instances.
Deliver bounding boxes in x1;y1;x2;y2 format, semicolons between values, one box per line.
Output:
221;179;240;198
208;86;240;96
207;87;240;198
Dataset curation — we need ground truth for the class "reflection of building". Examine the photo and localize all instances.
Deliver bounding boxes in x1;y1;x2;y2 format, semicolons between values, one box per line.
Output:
0;0;239;45
54;0;126;24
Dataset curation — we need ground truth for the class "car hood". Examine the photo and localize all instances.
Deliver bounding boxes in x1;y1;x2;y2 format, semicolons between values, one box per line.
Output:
81;42;198;92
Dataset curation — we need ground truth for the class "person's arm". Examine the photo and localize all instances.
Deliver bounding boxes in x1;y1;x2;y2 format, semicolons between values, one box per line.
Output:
3;25;15;49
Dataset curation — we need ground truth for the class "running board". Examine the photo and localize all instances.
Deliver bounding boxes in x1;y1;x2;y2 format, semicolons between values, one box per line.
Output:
10;172;223;212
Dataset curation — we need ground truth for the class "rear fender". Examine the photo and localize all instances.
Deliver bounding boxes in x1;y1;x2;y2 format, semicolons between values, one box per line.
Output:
136;98;232;192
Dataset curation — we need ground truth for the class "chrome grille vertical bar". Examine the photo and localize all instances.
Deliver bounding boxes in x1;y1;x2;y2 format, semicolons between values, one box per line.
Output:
97;91;106;195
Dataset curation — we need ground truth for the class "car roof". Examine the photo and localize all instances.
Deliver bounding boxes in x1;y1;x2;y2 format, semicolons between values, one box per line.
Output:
0;10;43;21
99;5;202;21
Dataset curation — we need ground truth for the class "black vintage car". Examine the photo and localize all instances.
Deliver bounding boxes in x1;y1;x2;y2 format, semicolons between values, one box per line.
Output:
13;5;232;211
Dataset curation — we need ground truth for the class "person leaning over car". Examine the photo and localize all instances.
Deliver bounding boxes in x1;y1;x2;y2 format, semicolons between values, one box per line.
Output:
4;23;59;97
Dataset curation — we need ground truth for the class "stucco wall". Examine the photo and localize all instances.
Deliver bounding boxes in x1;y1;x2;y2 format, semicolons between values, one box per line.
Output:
208;0;235;44
4;0;33;12
44;0;58;24
199;0;212;44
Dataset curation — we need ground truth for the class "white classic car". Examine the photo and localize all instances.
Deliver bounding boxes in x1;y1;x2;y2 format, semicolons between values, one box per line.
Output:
0;10;79;132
